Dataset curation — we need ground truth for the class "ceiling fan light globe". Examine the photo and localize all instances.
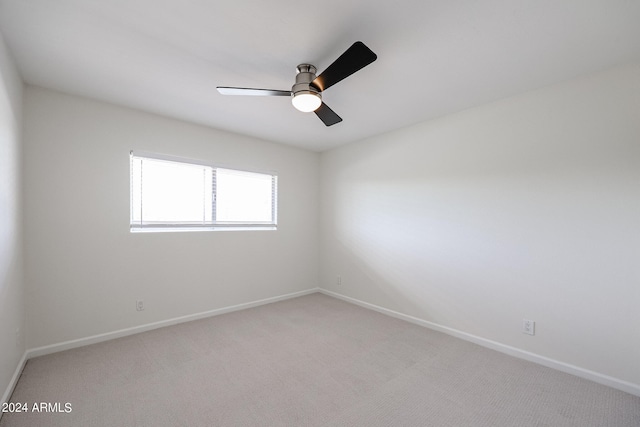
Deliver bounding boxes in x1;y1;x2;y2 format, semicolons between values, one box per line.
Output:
292;92;322;112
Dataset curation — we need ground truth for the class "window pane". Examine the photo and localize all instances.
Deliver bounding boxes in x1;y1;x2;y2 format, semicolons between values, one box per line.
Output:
216;168;274;223
138;158;211;223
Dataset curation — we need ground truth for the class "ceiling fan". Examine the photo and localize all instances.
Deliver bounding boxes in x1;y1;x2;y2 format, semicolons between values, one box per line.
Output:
217;41;377;126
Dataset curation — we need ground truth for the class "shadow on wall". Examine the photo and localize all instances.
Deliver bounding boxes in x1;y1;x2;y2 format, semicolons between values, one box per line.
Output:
325;170;545;332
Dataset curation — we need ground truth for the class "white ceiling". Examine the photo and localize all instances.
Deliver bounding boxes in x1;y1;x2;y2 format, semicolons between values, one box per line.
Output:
1;0;640;151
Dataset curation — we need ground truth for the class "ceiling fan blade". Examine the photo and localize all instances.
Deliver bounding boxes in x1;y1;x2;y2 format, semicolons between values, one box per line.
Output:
314;102;342;126
311;42;377;92
217;87;291;96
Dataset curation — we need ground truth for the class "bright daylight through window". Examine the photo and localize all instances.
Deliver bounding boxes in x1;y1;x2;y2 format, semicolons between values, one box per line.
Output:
130;152;277;231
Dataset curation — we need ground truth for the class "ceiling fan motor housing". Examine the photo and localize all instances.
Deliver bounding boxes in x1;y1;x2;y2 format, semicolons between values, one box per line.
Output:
292;64;321;98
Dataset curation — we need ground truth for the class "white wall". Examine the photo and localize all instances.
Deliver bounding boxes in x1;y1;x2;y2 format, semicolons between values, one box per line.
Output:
24;87;319;349
0;33;24;402
320;64;640;388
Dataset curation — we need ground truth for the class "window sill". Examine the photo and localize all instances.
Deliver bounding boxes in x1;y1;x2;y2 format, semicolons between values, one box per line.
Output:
130;226;277;233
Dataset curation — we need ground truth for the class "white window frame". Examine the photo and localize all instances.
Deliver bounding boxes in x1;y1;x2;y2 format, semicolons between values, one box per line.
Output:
130;151;277;232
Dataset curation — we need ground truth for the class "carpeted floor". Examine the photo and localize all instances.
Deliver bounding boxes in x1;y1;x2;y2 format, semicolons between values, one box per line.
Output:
2;293;639;426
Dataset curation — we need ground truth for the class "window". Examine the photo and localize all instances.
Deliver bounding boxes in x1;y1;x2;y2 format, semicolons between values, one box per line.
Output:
130;152;277;231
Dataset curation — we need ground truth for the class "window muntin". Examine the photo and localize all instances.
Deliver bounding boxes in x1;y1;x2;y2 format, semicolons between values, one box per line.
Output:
130;152;277;231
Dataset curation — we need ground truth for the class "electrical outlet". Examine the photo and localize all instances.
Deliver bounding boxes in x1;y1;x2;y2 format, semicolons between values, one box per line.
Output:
136;300;144;311
15;328;20;347
337;275;342;286
523;319;535;335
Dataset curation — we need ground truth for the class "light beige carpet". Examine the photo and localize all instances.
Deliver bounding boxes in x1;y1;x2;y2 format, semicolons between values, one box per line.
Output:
2;293;638;426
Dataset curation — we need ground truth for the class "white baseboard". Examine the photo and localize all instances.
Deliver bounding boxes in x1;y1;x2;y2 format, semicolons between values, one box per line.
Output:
319;288;640;397
6;285;637;410
0;351;28;421
26;288;319;359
